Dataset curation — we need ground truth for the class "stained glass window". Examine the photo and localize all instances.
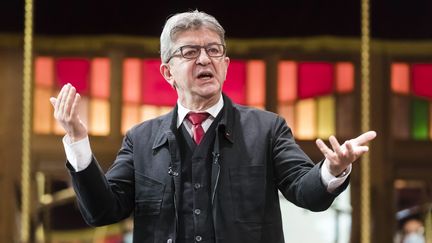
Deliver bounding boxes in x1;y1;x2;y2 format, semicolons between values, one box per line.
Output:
33;56;111;136
121;58;266;133
391;62;432;140
277;61;355;140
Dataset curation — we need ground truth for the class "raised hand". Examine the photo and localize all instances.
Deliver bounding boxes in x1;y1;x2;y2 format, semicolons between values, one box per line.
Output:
49;83;88;142
315;131;377;176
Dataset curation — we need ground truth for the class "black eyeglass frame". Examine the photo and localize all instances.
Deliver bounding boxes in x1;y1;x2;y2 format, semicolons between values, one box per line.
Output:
165;43;226;63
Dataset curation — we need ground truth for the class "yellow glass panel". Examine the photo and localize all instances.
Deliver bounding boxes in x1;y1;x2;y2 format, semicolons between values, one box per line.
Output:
33;87;53;134
158;106;173;116
277;104;295;132
246;60;266;107
391;63;410;94
335;62;354;93
140;105;159;122
122;104;140;134
278;61;297;102
317;96;335;139
295;99;316;140
78;96;89;132
91;58;110;99
35;56;54;87
123;58;141;103
89;99;110;136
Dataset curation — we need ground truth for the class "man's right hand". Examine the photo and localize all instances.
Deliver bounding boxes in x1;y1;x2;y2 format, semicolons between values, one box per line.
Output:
50;83;88;142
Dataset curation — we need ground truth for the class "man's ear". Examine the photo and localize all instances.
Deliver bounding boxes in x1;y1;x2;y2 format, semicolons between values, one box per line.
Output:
160;63;175;88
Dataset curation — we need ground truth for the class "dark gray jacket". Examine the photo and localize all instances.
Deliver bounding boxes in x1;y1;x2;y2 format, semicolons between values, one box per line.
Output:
68;95;348;243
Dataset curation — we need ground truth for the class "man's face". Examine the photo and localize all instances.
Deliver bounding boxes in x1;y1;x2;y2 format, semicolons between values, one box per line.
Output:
160;28;230;106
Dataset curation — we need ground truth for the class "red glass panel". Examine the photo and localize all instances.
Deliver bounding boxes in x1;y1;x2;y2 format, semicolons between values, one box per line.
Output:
391;63;410;94
55;58;90;95
91;58;110;99
412;64;432;99
141;59;177;106
223;60;246;104
298;62;333;99
123;58;141;103
278;61;297;102
35;56;54;87
246;60;265;106
335;62;354;93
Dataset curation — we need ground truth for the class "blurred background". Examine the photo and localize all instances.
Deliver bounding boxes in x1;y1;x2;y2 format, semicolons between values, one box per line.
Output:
1;0;432;242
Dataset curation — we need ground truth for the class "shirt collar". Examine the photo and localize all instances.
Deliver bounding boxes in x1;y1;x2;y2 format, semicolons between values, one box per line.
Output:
176;95;224;128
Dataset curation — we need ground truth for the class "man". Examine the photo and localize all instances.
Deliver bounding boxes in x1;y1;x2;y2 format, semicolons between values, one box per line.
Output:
50;10;376;243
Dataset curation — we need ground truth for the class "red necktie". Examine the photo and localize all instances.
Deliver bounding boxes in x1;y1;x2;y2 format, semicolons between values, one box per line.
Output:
186;112;210;144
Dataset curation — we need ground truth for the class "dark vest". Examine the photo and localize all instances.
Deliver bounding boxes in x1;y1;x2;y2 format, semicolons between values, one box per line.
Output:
175;114;222;243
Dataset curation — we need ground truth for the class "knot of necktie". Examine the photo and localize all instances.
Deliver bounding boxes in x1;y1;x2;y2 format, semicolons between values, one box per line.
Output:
186;112;210;125
186;112;210;144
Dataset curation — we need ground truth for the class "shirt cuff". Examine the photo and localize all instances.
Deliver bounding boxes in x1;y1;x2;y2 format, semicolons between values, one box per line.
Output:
321;159;352;193
62;135;92;172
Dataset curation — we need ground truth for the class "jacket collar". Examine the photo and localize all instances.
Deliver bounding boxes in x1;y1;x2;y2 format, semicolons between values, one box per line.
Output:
217;93;235;143
152;93;236;150
152;105;178;150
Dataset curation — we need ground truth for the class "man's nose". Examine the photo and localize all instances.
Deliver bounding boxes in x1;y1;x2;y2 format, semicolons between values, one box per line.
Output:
195;48;211;65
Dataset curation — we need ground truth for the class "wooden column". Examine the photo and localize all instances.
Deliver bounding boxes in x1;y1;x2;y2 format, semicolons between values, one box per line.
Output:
0;48;24;243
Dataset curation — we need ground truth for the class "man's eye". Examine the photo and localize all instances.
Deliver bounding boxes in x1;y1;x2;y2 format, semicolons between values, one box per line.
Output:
182;48;198;57
207;48;220;55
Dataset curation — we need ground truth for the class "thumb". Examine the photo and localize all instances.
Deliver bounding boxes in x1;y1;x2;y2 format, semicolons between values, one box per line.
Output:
49;97;56;106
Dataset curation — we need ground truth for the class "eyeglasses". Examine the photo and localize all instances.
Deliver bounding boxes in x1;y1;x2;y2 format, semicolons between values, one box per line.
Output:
166;43;226;63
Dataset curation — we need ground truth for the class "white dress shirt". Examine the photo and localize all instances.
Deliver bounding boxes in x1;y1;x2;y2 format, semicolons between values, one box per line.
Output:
63;94;350;192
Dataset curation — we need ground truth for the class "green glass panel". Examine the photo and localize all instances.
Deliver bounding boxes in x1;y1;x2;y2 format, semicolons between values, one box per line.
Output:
411;99;429;140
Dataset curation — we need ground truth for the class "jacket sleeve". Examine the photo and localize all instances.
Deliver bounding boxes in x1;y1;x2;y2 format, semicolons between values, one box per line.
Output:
272;116;349;212
67;132;135;226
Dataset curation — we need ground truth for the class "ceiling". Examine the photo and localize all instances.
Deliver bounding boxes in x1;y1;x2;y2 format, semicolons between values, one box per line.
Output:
2;0;432;40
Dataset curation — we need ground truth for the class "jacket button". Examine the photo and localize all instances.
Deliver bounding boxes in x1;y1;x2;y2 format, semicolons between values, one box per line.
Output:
194;209;201;215
167;239;172;243
194;183;201;190
195;235;202;242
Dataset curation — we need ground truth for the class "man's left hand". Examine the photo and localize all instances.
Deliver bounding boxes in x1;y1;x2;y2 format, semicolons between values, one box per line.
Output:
315;131;377;176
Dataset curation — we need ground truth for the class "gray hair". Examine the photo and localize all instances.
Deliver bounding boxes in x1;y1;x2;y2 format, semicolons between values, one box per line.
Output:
160;10;226;63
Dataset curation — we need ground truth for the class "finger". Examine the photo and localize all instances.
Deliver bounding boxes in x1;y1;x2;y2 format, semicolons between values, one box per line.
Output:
64;86;77;118
345;140;354;157
354;145;369;154
329;135;343;156
58;84;71;116
70;93;81;120
55;85;67;109
49;97;56;107
352;131;377;145
315;138;334;157
54;84;69;116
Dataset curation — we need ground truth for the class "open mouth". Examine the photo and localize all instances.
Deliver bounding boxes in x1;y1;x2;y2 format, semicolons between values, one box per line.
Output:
197;71;214;79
